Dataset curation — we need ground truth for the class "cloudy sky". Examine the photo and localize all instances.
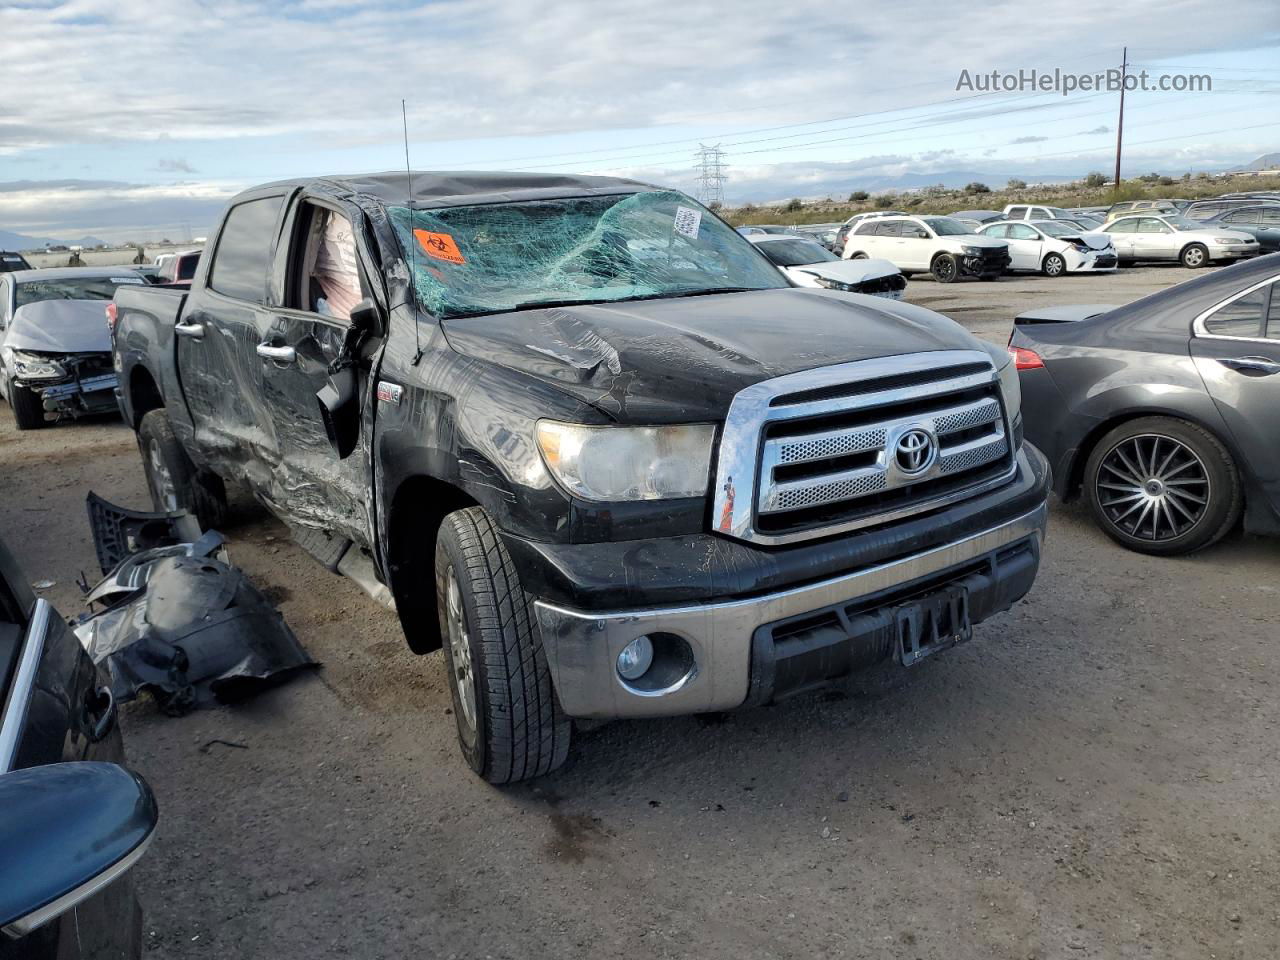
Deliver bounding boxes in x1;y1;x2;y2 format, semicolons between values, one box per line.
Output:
1;0;1279;242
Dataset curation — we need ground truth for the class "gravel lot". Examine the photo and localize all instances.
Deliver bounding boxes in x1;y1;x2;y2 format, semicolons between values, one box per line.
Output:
1;264;1277;960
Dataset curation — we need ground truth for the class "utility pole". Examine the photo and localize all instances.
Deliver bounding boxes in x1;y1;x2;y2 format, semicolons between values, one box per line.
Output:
1113;47;1128;191
694;144;728;207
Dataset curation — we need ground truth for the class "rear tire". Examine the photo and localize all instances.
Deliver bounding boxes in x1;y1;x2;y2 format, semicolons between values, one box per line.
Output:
1083;416;1241;555
7;377;47;430
435;506;571;784
849;252;868;260
137;410;227;529
1180;243;1209;268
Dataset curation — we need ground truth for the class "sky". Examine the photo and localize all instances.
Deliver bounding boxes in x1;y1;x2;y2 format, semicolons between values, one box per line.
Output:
1;0;1279;243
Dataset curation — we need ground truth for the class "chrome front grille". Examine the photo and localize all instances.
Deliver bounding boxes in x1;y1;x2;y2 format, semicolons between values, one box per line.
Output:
711;350;1017;545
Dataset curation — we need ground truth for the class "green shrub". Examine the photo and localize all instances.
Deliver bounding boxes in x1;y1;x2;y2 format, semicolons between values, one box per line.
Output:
848;190;869;202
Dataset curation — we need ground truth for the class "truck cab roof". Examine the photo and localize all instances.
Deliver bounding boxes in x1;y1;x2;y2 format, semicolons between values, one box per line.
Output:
243;171;660;210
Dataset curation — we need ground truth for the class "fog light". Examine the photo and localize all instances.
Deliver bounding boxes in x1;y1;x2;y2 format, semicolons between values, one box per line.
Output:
616;636;654;681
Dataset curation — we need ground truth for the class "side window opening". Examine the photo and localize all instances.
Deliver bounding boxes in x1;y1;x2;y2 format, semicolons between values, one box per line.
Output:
1204;286;1268;339
295;204;365;321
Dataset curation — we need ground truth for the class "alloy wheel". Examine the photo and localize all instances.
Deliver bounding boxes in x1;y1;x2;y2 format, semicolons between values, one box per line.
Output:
1095;433;1210;542
443;565;478;733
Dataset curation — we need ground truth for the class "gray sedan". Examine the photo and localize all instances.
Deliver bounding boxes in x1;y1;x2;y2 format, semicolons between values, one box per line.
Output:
1009;253;1280;554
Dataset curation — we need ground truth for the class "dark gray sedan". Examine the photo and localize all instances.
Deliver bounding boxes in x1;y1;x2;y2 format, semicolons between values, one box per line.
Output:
1010;253;1280;554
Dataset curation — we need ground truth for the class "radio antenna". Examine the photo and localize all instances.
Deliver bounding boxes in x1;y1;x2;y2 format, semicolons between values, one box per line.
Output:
402;99;423;365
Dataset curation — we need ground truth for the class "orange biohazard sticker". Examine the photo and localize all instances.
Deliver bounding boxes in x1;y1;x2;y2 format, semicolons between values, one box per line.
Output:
413;229;465;264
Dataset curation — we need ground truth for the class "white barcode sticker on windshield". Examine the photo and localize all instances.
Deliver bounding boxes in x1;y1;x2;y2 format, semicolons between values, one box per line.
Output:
673;205;702;239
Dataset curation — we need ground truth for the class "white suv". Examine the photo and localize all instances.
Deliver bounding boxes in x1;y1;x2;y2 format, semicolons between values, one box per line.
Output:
844;215;1010;283
1002;203;1073;221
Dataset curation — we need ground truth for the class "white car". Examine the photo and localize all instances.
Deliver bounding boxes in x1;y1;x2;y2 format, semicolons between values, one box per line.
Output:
747;235;906;299
1100;214;1260;268
843;215;1010;283
977;219;1117;276
1002;203;1074;221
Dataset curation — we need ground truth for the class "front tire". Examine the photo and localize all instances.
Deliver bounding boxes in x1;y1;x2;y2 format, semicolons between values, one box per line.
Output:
931;254;959;283
7;377;47;430
848;252;868;260
137;409;227;529
1084;416;1241;555
1042;252;1067;277
435;506;571;783
1180;243;1209;268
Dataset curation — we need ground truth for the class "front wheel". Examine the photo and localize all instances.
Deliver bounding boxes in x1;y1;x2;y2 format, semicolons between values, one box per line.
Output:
436;506;571;783
137;410;227;529
1180;243;1209;268
931;254;959;283
1084;416;1241;555
1042;252;1067;277
7;377;47;430
849;252;868;260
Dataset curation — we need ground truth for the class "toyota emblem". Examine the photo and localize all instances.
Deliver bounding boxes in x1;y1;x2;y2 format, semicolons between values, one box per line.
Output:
894;428;936;475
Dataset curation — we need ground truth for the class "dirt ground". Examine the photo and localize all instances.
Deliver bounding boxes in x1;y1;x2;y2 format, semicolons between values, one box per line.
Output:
1;264;1277;960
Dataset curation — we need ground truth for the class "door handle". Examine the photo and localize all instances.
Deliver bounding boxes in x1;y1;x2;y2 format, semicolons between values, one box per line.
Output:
174;322;204;339
1218;356;1280;376
83;685;116;743
256;342;297;363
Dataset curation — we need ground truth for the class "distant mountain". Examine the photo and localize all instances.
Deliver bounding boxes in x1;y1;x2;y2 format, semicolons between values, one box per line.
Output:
1233;153;1280;172
0;228;55;251
75;235;108;248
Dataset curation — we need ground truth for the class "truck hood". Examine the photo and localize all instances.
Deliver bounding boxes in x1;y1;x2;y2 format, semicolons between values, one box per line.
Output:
440;287;988;421
786;258;901;285
4;299;111;354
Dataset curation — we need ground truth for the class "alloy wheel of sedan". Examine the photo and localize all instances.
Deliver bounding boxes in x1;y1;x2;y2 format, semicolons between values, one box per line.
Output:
1095;433;1210;542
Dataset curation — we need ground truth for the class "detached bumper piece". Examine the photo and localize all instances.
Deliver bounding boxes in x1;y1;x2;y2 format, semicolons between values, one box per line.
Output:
534;503;1046;719
75;493;315;714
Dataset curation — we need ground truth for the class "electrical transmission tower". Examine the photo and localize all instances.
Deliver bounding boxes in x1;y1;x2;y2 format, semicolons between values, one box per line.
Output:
694;143;728;206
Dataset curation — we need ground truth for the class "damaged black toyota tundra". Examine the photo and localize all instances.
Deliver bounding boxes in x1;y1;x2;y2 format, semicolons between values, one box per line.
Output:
112;173;1050;783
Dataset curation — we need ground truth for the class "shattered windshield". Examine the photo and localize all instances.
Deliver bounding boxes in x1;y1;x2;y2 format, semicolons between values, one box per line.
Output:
389;190;787;319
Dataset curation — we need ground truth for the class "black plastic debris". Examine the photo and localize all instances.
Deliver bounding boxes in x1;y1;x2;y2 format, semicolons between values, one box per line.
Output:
75;494;315;714
86;492;204;575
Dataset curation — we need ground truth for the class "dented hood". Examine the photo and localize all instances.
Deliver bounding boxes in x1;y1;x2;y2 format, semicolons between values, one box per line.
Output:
5;299;111;354
441;287;985;421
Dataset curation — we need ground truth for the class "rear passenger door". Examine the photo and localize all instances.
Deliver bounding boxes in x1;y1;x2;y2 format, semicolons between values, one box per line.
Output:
1189;276;1280;512
184;193;288;480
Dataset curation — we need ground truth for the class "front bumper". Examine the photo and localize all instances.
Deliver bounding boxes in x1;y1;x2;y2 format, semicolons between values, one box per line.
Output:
960;251;1010;277
21;373;118;416
534;474;1048;720
1208;242;1259;260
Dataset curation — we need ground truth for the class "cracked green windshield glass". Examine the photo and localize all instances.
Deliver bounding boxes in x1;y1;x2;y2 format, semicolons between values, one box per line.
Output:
389;190;787;319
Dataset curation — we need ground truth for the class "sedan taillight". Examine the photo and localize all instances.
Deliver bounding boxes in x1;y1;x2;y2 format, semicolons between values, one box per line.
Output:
1008;346;1044;370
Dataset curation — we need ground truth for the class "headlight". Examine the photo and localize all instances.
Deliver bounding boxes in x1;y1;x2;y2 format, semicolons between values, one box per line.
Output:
813;276;852;291
536;421;716;502
1214;237;1242;244
961;245;982;256
4;348;66;381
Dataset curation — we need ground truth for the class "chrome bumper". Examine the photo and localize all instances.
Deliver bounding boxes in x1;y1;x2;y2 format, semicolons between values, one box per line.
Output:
534;501;1047;719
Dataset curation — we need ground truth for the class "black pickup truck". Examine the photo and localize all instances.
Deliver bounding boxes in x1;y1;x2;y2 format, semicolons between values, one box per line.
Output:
112;173;1050;782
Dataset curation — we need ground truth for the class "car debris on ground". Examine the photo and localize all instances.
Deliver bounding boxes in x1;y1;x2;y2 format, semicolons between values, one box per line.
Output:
72;494;315;714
